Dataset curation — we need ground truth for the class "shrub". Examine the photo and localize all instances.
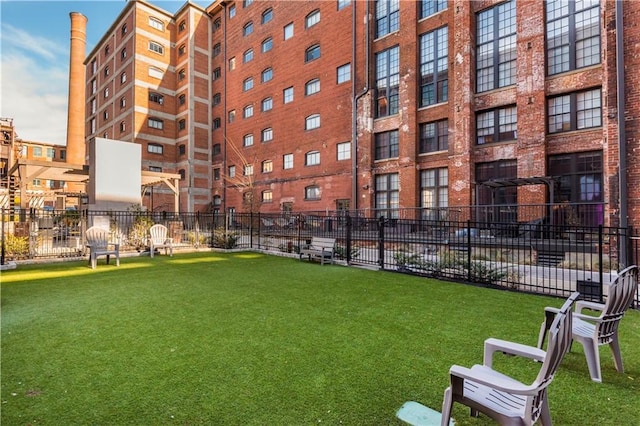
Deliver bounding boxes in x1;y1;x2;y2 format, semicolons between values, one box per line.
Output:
212;228;238;249
3;234;30;260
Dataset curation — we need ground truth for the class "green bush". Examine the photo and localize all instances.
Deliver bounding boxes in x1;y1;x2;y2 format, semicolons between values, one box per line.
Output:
3;234;29;260
212;228;238;249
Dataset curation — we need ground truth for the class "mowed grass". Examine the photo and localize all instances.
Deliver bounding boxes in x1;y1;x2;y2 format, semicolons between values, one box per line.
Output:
1;252;639;425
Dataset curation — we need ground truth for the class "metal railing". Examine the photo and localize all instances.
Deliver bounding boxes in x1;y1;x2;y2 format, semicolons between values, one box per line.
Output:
2;207;638;307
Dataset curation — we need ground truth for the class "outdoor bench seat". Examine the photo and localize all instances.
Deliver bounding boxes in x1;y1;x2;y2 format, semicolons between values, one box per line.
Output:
299;237;336;265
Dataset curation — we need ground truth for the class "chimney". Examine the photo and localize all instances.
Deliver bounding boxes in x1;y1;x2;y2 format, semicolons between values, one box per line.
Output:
66;12;87;165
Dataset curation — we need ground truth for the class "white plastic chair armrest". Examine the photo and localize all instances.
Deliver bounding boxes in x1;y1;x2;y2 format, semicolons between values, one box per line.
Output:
484;337;546;368
572;311;604;323
575;300;605;314
449;365;536;395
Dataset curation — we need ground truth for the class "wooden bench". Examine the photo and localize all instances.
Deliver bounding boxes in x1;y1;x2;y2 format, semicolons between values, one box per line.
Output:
299;237;336;265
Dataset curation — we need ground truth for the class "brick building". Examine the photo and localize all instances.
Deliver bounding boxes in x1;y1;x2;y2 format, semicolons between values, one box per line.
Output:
84;0;640;228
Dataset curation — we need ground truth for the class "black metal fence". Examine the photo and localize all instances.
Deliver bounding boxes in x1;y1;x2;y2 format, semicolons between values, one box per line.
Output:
2;207;638;307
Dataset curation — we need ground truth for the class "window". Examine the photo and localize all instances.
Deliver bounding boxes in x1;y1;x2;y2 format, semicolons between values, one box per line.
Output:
46;147;55;158
548;88;601;133
121;24;127;36
105;45;110;55
179;94;186;105
229;5;236;18
305;185;320;200
179;144;186;155
91;60;97;75
305;79;320;96
476;106;517;144
120;97;126;108
338;0;351;10
149;166;162;173
262;128;273;142
375;46;400;117
243;134;254;146
213;18;221;31
420;26;448;107
149;41;164;55
103;110;109;120
243;22;254;36
337;142;351;160
419;119;448;153
228;58;236;71
32;179;41;187
421;168;448;212
148;118;164;130
376;0;400;38
243;49;254;63
375;130;399;160
121;48;127;60
262;97;273;111
244;0;254;7
262;8;273;24
284;23;294;40
213;195;222;206
104;87;109;99
213;144;221;155
262;190;273;203
91;79;97;94
179;20;186;32
228;165;236;177
104;66;110;77
213;168;221;180
419;0;447;19
212;118;221;129
262;38;273;53
213;43;221;57
283;87;294;103
178;69;186;81
229;110;236;122
178;44;186;56
243;105;254;118
179;169;186;180
243;77;254;91
283;153;293;169
178;119;186;131
305;114;320;130
337;63;351;84
475;160;518;222
244;164;254;176
91;98;97;114
148;143;163;154
546;1;600;75
305;44;321;62
90;119;96;135
261;68;273;83
305;150;320;166
262;160;273;173
149;93;164;105
548;151;603;225
120;72;127;84
149;66;163;79
375;173;399;218
120;121;126;132
306;10;320;28
476;0;516;92
213;67;221;79
149;17;164;31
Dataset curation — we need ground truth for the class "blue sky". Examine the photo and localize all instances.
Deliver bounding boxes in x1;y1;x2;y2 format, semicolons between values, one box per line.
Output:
0;0;208;145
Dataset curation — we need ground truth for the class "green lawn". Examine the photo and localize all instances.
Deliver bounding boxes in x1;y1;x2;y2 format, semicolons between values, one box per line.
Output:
2;252;639;425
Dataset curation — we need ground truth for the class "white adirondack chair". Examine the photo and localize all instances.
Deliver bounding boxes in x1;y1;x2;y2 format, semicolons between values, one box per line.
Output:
538;265;638;382
86;226;120;269
441;292;579;426
148;224;173;258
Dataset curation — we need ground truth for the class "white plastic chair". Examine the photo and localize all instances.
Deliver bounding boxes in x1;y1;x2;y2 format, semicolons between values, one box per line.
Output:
441;292;579;426
538;265;638;382
86;226;120;269
148;224;173;258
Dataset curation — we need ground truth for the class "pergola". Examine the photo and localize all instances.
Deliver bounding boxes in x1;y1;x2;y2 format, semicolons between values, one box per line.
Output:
7;159;181;212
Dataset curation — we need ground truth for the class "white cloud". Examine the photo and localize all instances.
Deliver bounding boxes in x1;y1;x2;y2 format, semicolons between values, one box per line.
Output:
0;51;68;145
1;23;68;62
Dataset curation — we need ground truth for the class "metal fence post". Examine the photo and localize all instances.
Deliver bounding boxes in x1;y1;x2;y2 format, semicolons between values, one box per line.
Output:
467;220;472;282
1;208;5;265
346;212;352;264
378;216;385;269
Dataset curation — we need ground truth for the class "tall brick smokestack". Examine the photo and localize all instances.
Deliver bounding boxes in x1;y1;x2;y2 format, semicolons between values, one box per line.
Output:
66;12;87;165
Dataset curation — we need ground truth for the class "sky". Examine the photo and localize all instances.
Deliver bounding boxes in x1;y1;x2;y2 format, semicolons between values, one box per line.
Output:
0;0;208;146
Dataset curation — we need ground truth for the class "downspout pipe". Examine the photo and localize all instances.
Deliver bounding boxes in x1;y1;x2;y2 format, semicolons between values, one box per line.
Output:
616;0;628;265
351;0;370;211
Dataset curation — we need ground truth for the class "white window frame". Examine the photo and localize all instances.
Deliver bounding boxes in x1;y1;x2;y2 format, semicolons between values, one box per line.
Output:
243;105;254;118
305;78;320;96
305;150;320;166
149;41;164;55
306;10;320;28
284;22;294;40
147;143;163;154
148;17;164;31
283;87;294;103
148;118;164;130
337;142;351;160
337;63;351;84
305;114;320;130
243;134;254;147
262;127;273;142
262;97;273;111
283;153;293;169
